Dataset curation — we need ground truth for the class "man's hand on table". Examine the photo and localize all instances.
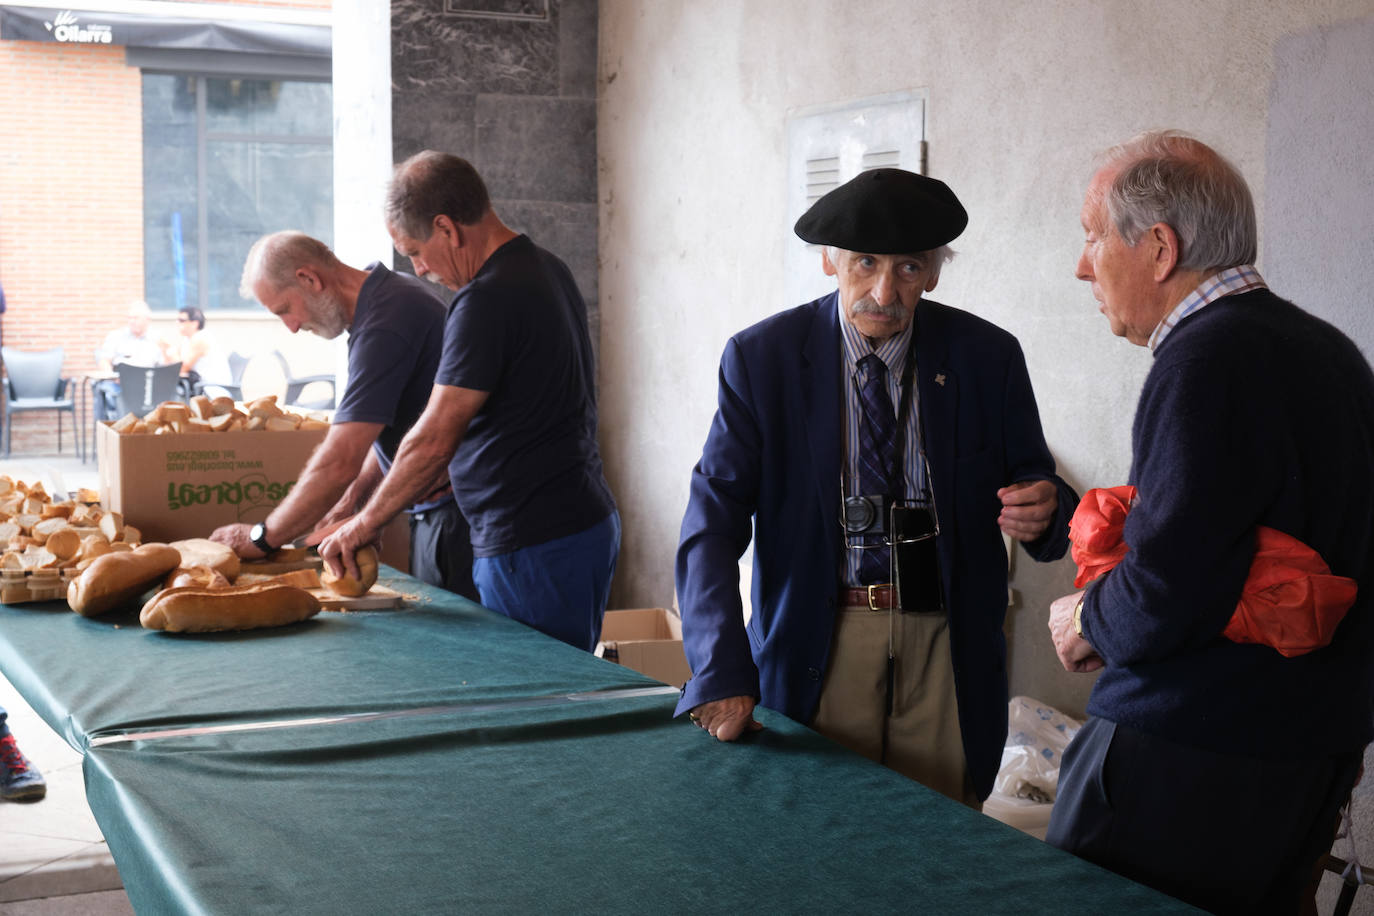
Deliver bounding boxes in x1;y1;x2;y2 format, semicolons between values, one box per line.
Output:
209;523;267;560
688;696;763;741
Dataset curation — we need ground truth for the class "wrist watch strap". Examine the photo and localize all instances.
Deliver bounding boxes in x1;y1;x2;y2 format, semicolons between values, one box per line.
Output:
250;523;275;554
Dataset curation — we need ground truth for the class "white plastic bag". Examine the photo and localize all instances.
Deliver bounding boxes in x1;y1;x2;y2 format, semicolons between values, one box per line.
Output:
993;696;1083;803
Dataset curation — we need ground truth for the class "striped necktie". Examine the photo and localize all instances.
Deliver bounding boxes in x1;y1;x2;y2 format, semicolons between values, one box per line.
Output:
857;353;896;584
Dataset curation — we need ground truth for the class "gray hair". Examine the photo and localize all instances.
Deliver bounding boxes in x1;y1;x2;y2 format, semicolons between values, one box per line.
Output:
384;151;490;241
1099;130;1256;271
240;231;342;299
825;244;955;281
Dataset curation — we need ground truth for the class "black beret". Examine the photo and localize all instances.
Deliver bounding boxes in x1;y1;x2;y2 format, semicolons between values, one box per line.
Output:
794;168;968;254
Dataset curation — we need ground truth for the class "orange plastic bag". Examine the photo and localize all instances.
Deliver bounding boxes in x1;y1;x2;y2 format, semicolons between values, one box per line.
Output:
1069;486;1356;658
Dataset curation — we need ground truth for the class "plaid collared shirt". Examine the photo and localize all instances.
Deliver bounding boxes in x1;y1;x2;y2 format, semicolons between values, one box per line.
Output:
838;301;931;587
1148;265;1268;352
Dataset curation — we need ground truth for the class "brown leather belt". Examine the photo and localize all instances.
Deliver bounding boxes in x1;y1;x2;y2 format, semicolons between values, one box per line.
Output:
839;585;898;610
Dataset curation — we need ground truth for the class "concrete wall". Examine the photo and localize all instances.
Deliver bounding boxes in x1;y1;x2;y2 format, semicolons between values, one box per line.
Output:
596;0;1374;903
597;0;1374;700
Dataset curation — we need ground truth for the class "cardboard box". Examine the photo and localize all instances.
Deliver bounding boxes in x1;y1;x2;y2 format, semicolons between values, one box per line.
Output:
97;421;328;543
597;608;693;687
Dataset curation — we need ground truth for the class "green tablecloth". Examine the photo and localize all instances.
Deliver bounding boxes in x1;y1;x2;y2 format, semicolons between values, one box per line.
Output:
1;570;1197;914
0;571;648;747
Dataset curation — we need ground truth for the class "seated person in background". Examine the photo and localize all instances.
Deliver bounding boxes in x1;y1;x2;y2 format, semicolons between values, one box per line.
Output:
161;306;230;396
93;299;163;420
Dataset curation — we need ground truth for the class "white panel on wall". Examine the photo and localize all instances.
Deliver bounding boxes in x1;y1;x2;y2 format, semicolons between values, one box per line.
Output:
783;90;927;310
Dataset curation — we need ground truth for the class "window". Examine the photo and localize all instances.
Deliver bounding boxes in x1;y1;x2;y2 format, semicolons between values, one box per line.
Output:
784;91;927;309
142;73;332;312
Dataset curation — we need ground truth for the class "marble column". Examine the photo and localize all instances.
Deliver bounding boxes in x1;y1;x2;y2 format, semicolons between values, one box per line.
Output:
390;0;599;351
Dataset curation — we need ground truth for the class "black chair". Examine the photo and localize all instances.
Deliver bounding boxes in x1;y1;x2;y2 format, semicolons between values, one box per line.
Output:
273;350;336;410
115;361;184;417
1;346;81;459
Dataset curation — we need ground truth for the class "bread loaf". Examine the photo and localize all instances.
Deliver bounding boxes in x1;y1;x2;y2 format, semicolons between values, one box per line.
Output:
140;582;322;632
321;545;379;597
169;538;241;581
67;543;182;617
163;564;232;591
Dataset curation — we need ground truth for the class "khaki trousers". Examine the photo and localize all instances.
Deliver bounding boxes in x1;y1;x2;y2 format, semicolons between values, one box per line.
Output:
811;603;979;808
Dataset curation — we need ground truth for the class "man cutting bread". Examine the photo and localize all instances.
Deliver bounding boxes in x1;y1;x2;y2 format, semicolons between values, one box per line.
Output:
210;231;476;600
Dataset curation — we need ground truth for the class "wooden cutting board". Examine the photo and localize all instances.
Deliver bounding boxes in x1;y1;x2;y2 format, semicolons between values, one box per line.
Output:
312;584;405;611
236;561;406;611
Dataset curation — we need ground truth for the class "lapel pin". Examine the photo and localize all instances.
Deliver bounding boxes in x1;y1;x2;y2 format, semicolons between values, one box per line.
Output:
934;373;947;387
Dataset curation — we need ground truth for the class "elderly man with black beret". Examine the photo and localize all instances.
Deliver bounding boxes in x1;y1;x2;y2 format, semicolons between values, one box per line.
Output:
675;169;1077;806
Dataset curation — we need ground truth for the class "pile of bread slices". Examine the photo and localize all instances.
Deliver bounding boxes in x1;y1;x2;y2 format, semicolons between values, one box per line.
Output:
0;477;377;633
108;394;330;435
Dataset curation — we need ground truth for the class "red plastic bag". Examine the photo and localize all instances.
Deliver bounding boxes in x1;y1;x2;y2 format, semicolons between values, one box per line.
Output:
1070;485;1136;589
1069;486;1356;657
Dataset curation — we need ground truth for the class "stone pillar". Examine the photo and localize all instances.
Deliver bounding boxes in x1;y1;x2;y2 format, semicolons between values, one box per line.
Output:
389;0;599;349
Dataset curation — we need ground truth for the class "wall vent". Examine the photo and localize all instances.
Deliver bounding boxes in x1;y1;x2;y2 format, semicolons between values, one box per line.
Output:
783;90;927;309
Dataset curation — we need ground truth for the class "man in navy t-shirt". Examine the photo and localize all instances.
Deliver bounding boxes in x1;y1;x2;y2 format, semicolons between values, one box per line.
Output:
212;231;476;600
318;152;619;652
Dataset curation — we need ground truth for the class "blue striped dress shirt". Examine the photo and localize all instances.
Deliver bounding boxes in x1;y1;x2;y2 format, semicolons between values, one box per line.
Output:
838;300;932;587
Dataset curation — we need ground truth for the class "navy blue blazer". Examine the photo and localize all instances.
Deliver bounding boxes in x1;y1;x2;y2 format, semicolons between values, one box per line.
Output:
675;293;1077;798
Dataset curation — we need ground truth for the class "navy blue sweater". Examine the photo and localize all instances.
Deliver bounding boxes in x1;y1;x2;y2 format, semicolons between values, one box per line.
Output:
1082;289;1374;758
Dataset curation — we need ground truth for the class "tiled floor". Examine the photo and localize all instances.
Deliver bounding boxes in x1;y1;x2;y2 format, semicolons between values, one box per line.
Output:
1;455;133;915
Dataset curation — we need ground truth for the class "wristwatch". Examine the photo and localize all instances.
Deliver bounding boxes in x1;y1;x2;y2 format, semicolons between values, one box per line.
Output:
249;522;276;554
1072;594;1086;637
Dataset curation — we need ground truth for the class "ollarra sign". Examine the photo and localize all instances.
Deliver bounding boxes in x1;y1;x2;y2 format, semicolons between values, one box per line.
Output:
44;10;112;44
0;4;331;57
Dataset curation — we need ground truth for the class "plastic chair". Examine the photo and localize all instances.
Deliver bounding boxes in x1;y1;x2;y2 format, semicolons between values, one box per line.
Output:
203;350;252;401
115;361;184;417
1;346;81;459
272;350;336;410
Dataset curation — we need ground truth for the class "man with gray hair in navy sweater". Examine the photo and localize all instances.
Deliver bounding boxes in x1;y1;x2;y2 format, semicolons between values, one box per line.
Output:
1047;130;1374;914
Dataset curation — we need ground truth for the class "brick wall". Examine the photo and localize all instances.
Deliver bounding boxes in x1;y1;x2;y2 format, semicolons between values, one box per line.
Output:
0;40;142;457
0;0;331;456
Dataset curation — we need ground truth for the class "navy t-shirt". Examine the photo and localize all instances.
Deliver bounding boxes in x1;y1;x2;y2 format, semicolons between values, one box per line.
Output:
436;235;615;556
334;263;449;512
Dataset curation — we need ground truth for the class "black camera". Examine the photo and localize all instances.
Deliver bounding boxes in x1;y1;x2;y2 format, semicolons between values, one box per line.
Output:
842;494;891;536
842;496;944;614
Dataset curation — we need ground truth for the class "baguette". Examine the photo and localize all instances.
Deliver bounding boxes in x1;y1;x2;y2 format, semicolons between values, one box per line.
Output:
67;543;182;617
140;582;321;632
163;564;232;591
169;538;241;581
234;567;322;590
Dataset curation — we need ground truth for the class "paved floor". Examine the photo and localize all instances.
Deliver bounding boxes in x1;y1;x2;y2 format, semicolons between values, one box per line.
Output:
1;455;133;915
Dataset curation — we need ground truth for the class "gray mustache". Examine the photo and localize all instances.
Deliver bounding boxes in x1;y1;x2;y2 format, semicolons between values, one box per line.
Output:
850;298;905;320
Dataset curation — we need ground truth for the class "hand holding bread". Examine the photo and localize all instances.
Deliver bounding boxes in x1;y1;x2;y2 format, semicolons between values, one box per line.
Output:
320;545;379;597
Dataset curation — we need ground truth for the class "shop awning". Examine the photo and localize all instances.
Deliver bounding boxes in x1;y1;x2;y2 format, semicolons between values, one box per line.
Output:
0;4;329;57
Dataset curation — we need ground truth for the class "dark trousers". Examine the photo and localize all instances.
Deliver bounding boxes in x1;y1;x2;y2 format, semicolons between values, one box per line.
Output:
1047;716;1360;915
471;511;620;652
93;379;122;421
408;500;478;602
